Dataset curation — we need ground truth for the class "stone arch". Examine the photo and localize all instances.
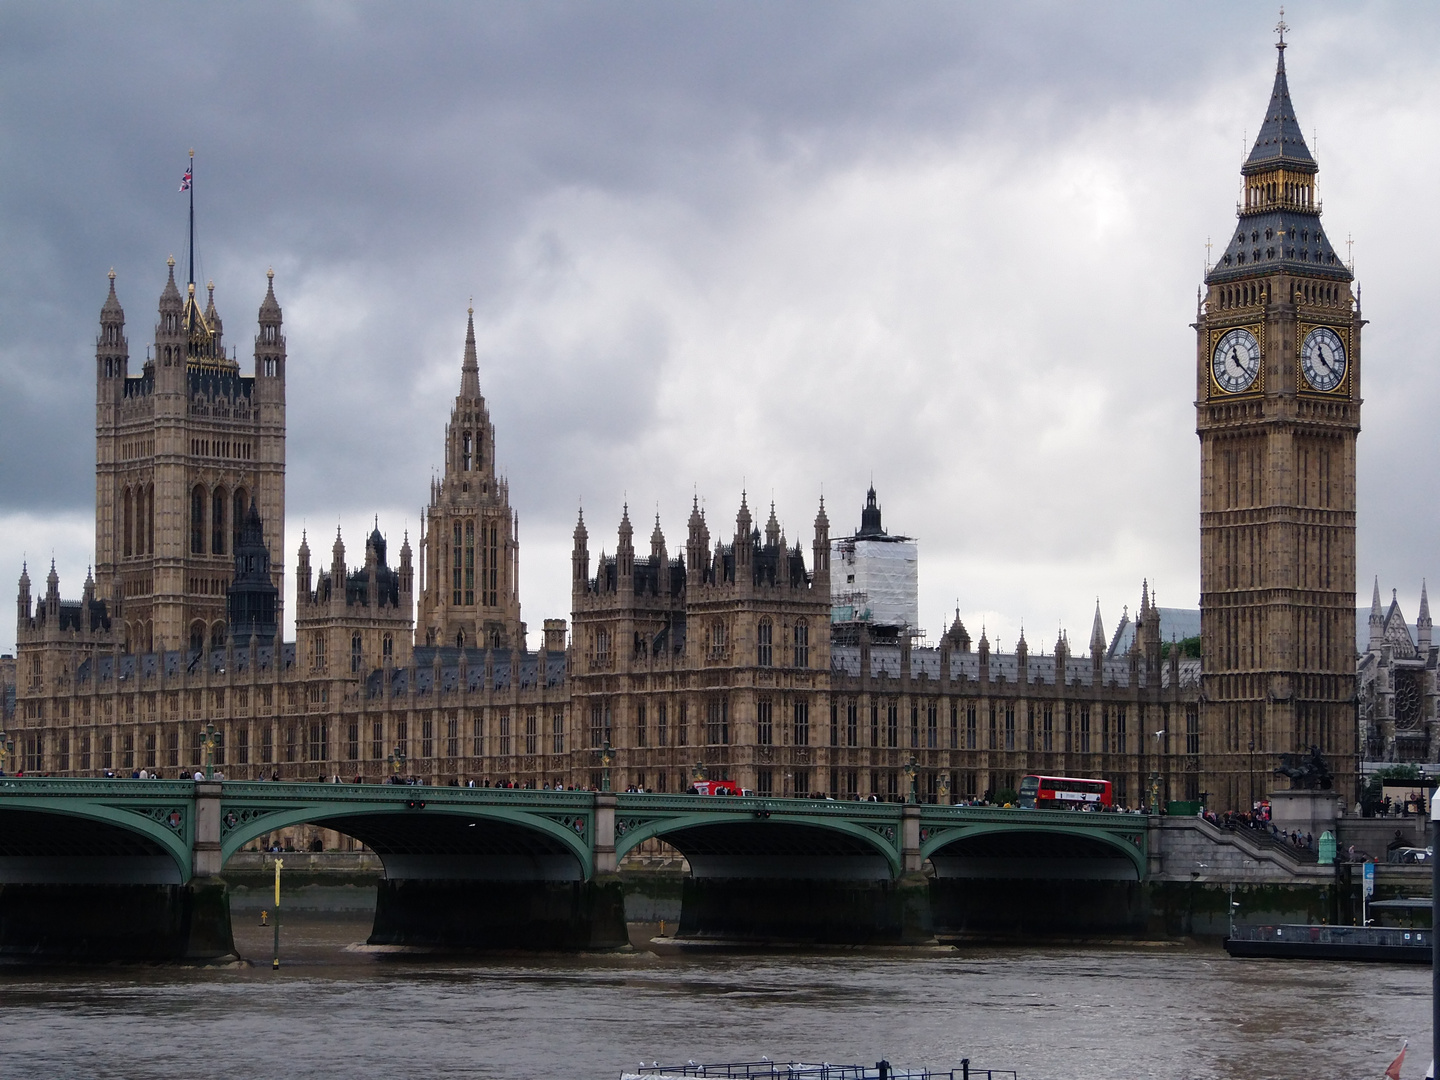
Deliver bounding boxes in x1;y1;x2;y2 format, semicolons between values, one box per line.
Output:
0;791;194;884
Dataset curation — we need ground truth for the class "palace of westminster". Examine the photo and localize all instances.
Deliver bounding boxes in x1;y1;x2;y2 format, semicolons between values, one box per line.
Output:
7;40;1435;813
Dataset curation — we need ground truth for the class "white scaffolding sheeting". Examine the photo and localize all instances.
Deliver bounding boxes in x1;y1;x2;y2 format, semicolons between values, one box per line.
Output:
831;537;918;629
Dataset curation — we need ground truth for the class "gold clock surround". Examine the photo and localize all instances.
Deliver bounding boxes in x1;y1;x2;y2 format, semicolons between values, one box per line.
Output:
1208;322;1265;398
1297;322;1351;395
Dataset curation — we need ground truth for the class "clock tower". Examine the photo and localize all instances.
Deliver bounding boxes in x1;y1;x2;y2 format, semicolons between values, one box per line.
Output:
1196;26;1361;810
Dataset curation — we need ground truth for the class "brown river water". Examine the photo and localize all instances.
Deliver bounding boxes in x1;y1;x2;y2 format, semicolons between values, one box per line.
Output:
0;914;1430;1080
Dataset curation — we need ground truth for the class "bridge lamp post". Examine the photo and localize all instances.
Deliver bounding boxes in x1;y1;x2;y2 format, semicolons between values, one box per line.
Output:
388;748;407;782
600;741;613;793
0;731;10;776
938;771;951;807
903;757;918;804
199;723;220;780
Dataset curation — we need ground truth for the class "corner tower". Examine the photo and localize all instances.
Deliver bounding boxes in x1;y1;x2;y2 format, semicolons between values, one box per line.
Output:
1196;25;1360;808
418;307;524;650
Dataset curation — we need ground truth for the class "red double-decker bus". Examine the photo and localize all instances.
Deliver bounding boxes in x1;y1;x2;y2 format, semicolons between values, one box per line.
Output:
1018;774;1113;811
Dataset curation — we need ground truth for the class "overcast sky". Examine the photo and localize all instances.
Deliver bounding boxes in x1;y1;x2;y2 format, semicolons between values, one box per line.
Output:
3;1;1438;655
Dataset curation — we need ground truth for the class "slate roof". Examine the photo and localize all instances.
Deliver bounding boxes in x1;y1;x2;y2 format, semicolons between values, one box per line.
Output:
1244;47;1314;170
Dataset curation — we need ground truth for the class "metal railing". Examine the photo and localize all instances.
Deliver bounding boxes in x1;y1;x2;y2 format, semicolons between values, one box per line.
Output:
1229;923;1429;948
631;1061;1016;1080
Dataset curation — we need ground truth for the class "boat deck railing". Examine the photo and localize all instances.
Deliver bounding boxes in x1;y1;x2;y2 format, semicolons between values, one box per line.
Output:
630;1061;1016;1080
1229;923;1430;948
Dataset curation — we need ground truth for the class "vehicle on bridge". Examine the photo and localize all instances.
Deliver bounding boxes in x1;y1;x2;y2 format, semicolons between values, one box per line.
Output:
1018;775;1112;811
690;780;750;796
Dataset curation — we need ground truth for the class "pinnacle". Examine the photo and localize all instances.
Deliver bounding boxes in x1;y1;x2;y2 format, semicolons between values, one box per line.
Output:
460;305;481;399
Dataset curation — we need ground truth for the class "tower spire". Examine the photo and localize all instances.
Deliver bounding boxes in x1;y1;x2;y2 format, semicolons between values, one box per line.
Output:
461;300;480;399
187;149;195;289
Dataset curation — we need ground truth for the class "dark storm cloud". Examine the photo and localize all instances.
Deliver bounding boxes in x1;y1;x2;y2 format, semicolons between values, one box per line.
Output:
3;1;1439;649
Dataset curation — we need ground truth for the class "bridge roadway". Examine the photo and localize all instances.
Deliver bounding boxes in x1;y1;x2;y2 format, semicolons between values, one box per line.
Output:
0;778;1153;960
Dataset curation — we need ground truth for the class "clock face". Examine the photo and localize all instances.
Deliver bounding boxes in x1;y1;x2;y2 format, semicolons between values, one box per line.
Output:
1301;326;1347;392
1212;327;1261;393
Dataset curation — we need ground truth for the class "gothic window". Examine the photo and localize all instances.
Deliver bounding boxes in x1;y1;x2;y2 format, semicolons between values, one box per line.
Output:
829;702;838;747
1116;707;1127;754
552;709;565;754
464;520;475;605
462;432;473;471
887;703;899;748
525;710;537;756
189;621;205;653
910;704;919;748
123;488;134;558
210;622;226;650
312;631;326;672
847;701;859;747
595;629;610;664
656;701;668;747
589;703;604;749
1396;673;1422;731
757;698;773;745
791;699;808;746
636;703;647;748
757;619;773;666
793;619;809;668
1079;706;1091;753
452;523;463;605
456;629;465;648
211;486;227;554
1042;706;1053;752
487;524;499;606
1004;706;1015;751
1185;708;1200;755
710;619;726;658
498;712;511;757
350;633;362;673
966;704;976;749
145;485;154;555
383;634;393;663
707;698;729;745
191;486;206;554
927;702;938;749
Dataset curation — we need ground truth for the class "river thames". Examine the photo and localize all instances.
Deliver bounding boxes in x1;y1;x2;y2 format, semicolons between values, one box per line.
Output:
0;915;1429;1080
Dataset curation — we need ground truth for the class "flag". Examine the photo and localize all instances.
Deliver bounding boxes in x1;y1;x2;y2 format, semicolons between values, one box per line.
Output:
1385;1041;1407;1080
179;167;192;192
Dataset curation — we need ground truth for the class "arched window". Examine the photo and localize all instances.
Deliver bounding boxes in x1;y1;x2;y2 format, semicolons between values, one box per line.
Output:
212;486;227;554
710;619;726;658
351;633;363;673
462;432;473;471
383;634;394;663
189;621;205;653
190;487;206;554
210;622;226;650
757;618;773;667
123;488;134;558
793;619;810;668
456;630;465;649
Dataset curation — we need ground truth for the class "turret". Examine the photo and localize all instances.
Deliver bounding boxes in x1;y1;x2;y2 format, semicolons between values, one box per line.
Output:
331;528;346;590
296;530;312;606
733;493;752;581
572;509;590;596
686;497;709;587
45;559;60;621
96;269;128;391
617;504;634;585
365;523;381;608
1419;580;1432;652
1016;627;1028;682
1090;599;1107;660
398;531;414;598
1369;578;1384;651
17;561;31;626
812;497;830;591
254;267;286;384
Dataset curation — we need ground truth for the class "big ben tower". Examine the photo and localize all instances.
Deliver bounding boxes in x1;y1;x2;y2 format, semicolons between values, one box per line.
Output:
1197;20;1361;809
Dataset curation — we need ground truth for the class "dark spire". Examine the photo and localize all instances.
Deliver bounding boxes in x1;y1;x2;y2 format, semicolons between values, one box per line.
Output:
858;485;884;537
1244;28;1314;171
461;302;481;400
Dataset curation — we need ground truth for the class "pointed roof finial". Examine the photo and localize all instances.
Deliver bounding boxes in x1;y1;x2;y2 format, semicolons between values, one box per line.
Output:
1275;6;1288;50
460;304;480;399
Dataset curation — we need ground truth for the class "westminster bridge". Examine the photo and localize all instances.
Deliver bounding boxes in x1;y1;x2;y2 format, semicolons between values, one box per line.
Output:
0;777;1176;959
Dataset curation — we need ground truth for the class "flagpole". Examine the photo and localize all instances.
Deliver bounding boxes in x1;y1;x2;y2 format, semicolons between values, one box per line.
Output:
187;148;195;288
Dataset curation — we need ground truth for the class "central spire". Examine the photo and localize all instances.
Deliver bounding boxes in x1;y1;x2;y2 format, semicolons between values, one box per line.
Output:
460;301;481;400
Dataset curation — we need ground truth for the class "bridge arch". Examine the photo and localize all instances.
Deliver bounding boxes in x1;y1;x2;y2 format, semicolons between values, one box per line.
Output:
219;800;594;881
922;822;1145;881
0;792;194;885
616;810;903;880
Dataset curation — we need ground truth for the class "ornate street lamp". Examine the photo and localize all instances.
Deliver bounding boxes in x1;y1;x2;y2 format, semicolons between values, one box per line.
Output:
0;731;12;776
600;740;613;793
387;747;407;782
199;723;220;780
691;761;707;790
938;771;952;807
903;757;919;804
